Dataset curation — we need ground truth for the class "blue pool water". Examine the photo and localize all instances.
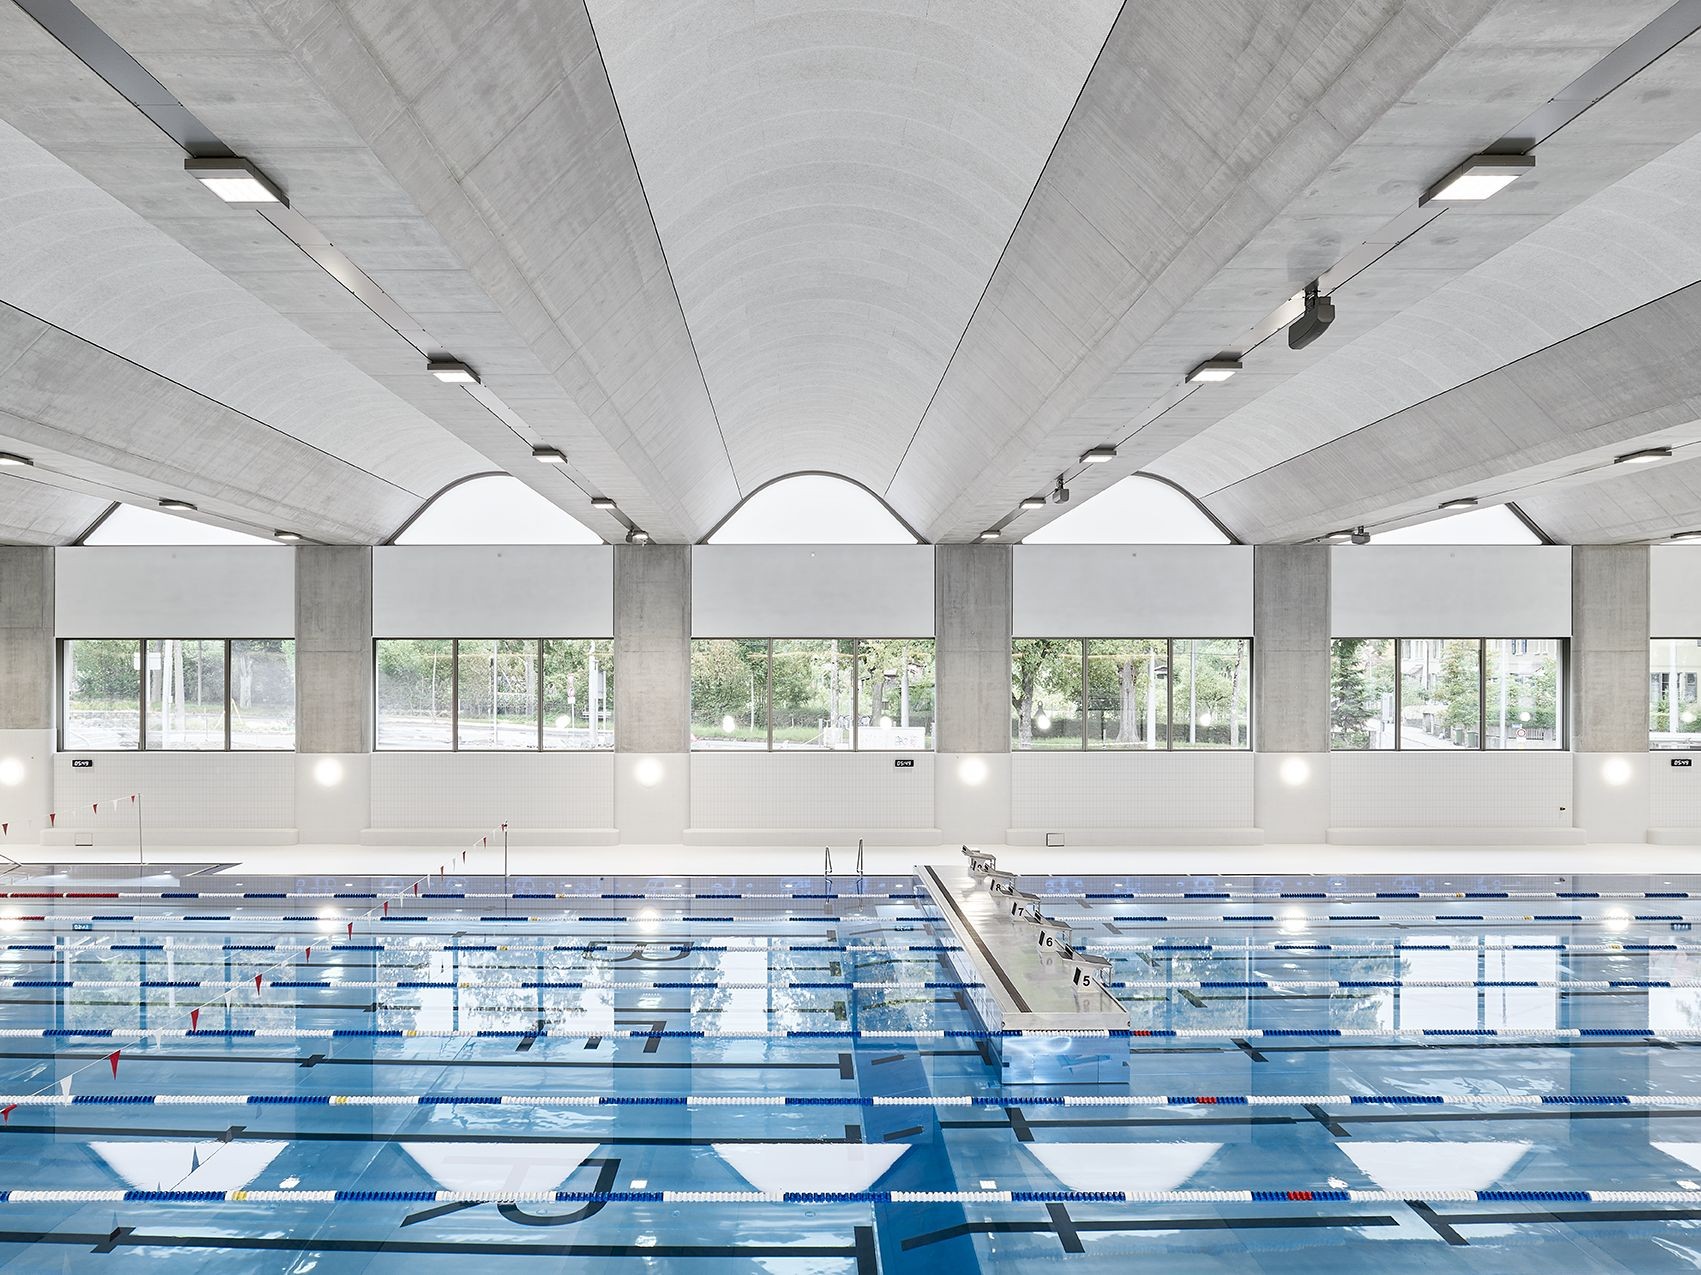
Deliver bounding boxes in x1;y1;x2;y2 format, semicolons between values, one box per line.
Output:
2;866;1701;1271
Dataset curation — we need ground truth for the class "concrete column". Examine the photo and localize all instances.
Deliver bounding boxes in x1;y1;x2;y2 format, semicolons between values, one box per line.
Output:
1571;545;1650;842
1253;546;1330;841
295;547;373;843
0;548;54;842
935;545;1011;844
614;544;690;842
0;548;53;731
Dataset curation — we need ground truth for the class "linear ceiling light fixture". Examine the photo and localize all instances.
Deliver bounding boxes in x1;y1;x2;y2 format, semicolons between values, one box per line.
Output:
1080;445;1117;464
1325;529;1353;543
1186;357;1242;383
272;529;302;542
183;156;286;205
978;529;1002;541
158;498;197;511
1438;496;1479;510
531;446;567;464
1019;496;1047;510
1671;530;1701;542
427;359;480;385
1615;446;1673;465
1421;153;1534;205
0;451;32;467
590;496;618;510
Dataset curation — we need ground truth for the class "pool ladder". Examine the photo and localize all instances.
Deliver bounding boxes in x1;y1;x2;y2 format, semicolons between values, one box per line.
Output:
822;838;864;877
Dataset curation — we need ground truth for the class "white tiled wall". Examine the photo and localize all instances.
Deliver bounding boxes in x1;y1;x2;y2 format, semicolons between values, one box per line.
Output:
370;753;615;830
689;753;936;830
52;753;296;829
1331;752;1573;829
1652;759;1701;830
1010;752;1255;829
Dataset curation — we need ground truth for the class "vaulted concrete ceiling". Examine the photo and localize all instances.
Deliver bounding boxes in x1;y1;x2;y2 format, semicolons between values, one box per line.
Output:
0;0;1698;546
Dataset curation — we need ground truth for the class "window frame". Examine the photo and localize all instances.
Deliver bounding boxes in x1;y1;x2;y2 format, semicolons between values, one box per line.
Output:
689;637;935;752
1011;637;1255;752
373;637;614;752
1650;637;1701;751
1329;636;1567;752
58;637;296;752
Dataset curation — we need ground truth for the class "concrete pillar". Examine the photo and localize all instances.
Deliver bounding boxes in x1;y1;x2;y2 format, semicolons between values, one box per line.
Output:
294;547;373;842
1253;546;1330;841
935;545;1011;844
1571;545;1650;842
614;544;690;842
0;548;54;842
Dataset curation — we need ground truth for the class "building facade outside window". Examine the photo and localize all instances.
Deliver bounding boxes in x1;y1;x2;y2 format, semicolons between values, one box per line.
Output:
61;638;296;751
689;639;934;750
1011;638;1251;750
375;639;612;750
1651;638;1701;749
1331;637;1563;750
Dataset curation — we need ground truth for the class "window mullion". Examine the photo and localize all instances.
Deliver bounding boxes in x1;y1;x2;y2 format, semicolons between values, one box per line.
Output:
137;638;147;752
450;639;460;752
537;640;545;752
1393;638;1401;752
1080;640;1088;751
224;638;233;752
1165;639;1175;751
1479;638;1488;753
851;639;860;752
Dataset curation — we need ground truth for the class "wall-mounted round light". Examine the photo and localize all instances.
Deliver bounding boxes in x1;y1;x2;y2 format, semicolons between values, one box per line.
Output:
312;758;345;788
1601;757;1634;787
0;758;25;787
634;758;665;788
957;757;989;786
1278;757;1311;787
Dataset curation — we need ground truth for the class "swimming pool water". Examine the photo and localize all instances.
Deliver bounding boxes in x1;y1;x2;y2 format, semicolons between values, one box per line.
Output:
2;867;1701;1271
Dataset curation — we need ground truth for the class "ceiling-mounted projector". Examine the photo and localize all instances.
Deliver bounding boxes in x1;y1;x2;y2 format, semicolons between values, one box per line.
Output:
1288;283;1335;350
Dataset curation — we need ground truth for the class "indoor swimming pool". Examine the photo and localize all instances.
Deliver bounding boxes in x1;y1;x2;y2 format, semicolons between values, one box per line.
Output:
2;866;1701;1271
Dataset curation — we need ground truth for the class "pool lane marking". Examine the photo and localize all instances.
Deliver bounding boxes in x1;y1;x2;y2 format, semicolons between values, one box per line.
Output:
0;1186;1694;1207
0;976;1689;992
0;1025;1695;1042
0;1092;1688;1108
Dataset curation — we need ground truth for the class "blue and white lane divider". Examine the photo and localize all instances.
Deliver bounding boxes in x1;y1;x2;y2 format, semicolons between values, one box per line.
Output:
1;1091;1697;1108
4;977;1695;992
16;887;1701;903
0;978;981;991
0;1187;1694;1206
0;1025;1697;1042
5;911;1686;928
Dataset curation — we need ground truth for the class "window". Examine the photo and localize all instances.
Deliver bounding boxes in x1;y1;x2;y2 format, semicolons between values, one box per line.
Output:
60;639;295;751
1651;639;1701;749
1012;639;1251;750
690;639;934;750
145;639;225;750
376;639;613;750
1330;638;1563;750
707;475;919;544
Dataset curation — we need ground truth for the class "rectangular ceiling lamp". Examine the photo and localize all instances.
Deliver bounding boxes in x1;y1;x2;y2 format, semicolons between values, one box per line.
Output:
158;498;197;511
184;156;286;205
1186;358;1241;383
1421;153;1534;204
0;451;32;466
427;359;480;385
590;497;618;510
1019;496;1046;510
531;446;567;464
1079;446;1117;464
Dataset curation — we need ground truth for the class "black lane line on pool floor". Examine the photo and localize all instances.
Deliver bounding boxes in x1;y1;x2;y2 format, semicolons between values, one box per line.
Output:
0;1120;869;1148
0;1226;879;1265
